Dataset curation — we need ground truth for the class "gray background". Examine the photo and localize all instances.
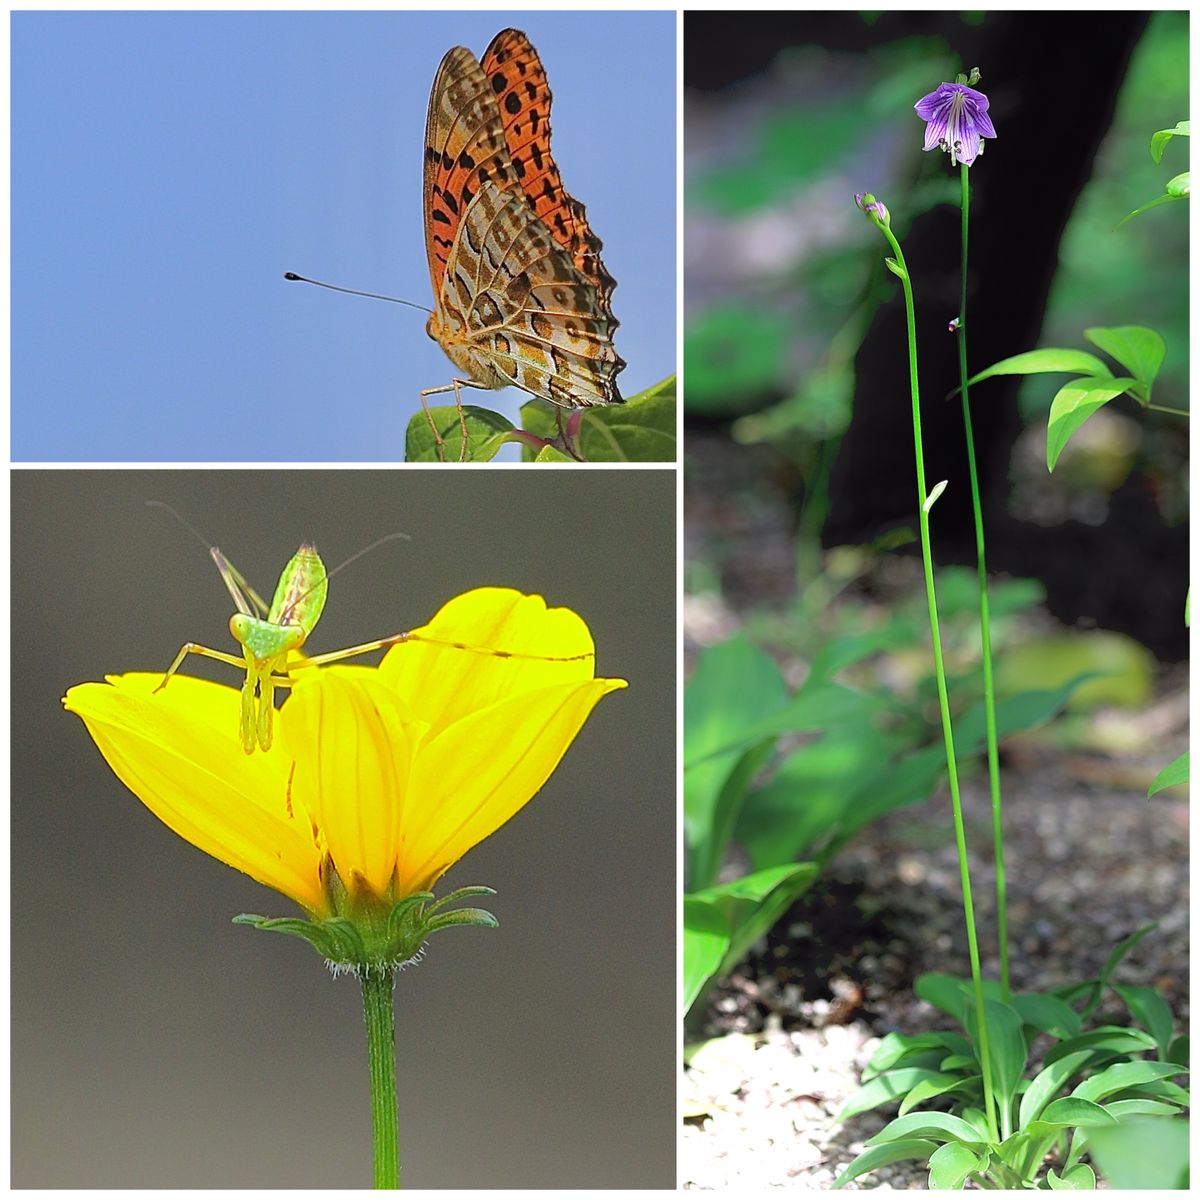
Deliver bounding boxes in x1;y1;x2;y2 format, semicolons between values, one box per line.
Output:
12;469;676;1188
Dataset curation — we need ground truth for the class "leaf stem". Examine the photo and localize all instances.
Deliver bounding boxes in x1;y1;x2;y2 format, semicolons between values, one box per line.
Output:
879;220;999;1145
1146;401;1190;417
361;966;401;1188
957;162;1010;1004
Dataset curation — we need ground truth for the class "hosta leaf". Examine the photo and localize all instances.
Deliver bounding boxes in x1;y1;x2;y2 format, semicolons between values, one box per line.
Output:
928;1140;986;1190
832;1139;938;1189
1072;1060;1186;1104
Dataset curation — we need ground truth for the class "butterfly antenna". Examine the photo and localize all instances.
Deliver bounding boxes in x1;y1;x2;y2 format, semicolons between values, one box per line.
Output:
284;272;433;315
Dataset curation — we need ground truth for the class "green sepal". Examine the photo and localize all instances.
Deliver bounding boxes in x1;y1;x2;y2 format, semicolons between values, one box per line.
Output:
234;884;499;971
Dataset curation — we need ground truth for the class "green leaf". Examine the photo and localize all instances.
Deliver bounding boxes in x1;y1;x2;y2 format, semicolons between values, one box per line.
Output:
967;348;1112;388
520;375;676;462
1130;1079;1190;1106
1083;326;1166;399
832;1139;938;1189
682;898;733;1015
866;1110;986;1148
1079;924;1157;1020
1046;377;1141;471
684;636;788;885
806;628;907;683
1166;1034;1189;1066
533;444;574;462
682;863;820;1013
965;999;1027;1118
1165;170;1190;198
1086;1116;1189;1189
1118;191;1187;225
928;1140;986;1190
1020;1051;1096;1129
864;1031;973;1078
899;1074;981;1117
1151;120;1189;163
834;1068;951;1123
1012;992;1083;1040
915;972;971;1025
404;404;516;462
1103;1099;1182;1119
1148;752;1189;797
955;674;1094;752
1072;1060;1187;1104
1112;984;1175;1057
1044;1027;1158;1067
1039;1097;1118;1127
923;479;948;512
683;679;880;769
1046;1163;1097;1189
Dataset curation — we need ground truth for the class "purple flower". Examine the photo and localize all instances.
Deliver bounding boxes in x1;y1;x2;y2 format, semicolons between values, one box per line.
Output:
854;192;890;228
914;82;996;167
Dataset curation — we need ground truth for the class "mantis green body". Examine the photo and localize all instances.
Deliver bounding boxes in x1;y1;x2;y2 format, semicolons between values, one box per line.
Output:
157;543;332;754
154;536;595;755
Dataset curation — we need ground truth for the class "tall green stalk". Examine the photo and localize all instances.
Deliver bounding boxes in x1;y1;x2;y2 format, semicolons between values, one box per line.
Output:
956;162;1010;1003
361;967;401;1188
876;212;998;1143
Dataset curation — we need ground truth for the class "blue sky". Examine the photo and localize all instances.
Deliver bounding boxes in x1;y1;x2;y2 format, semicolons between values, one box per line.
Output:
13;11;677;461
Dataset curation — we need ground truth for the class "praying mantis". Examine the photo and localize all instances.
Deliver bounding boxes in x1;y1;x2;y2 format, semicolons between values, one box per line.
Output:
149;506;594;754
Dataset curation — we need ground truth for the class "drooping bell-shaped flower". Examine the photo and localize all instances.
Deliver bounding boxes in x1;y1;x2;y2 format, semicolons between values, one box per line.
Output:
915;80;997;168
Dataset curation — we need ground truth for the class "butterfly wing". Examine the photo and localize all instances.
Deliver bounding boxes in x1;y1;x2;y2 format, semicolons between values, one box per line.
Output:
439;180;624;407
480;29;618;312
422;44;518;297
423;31;624;407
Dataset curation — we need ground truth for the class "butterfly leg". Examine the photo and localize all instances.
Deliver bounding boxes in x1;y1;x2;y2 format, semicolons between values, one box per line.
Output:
420;379;489;463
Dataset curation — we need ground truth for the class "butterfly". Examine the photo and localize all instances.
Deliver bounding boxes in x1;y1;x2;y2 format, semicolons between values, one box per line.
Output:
421;29;626;459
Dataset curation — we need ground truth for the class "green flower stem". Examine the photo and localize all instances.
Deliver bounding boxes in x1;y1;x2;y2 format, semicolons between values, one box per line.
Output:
879;220;999;1144
957;162;1010;1004
361;967;401;1188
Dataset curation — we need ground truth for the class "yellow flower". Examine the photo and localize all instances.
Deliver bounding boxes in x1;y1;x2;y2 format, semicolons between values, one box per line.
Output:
64;588;626;921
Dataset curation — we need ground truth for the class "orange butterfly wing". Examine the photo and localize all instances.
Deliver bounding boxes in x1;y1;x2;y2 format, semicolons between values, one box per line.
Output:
422;31;624;408
480;29;618;311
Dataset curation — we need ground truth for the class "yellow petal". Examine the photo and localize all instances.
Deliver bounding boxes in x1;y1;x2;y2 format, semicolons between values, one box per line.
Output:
64;674;326;912
281;670;415;899
399;676;627;893
380;588;599;734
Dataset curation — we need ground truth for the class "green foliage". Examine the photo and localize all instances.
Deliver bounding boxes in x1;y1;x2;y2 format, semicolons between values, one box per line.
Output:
1121;119;1190;224
1086;1115;1189;1188
404;404;519;463
834;928;1190;1189
521;375;676;462
681;587;1089;1015
404;376;676;463
969;326;1172;470
1148;751;1189;797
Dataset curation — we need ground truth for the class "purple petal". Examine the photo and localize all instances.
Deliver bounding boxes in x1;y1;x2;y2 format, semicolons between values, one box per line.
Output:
914;87;948;120
922;112;948;151
973;107;997;139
